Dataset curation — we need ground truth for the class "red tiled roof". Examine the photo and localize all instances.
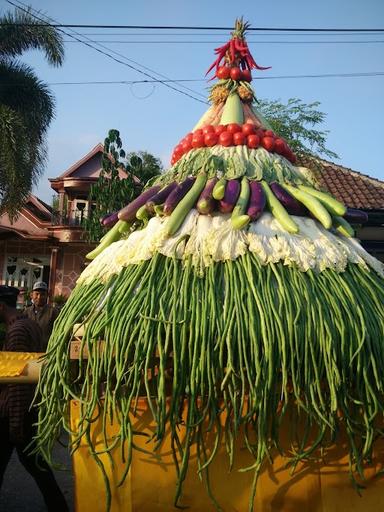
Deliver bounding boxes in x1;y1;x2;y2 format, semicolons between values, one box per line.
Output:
313;159;384;210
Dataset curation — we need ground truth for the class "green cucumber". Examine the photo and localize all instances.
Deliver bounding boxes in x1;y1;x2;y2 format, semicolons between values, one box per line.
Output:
261;181;299;234
85;220;124;260
298;185;346;216
284;184;332;230
118;220;132;234
136;204;149;221
220;93;244;125
231;214;251;230
212;177;227;200
231;177;251;229
164;173;207;237
333;215;355;238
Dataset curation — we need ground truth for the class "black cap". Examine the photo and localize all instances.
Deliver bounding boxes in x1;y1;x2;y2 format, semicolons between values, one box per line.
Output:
0;285;20;299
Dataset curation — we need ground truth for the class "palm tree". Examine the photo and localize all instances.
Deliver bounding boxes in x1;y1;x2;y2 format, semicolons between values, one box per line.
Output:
0;6;64;219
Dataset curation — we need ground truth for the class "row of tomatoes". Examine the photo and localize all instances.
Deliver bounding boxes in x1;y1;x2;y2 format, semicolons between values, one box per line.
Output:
216;65;252;82
171;124;297;165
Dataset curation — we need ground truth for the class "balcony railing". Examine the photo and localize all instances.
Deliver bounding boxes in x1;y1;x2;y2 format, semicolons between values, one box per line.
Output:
51;208;91;227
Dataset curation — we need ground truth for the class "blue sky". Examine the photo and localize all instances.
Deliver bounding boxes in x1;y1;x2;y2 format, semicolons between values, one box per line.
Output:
3;0;384;204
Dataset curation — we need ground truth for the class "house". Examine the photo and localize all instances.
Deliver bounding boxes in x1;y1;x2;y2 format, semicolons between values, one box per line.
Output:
0;147;383;304
0;144;107;303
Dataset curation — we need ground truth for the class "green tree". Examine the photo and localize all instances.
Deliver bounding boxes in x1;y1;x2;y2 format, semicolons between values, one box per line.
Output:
257;97;338;160
126;151;164;185
83;129;163;242
0;6;64;219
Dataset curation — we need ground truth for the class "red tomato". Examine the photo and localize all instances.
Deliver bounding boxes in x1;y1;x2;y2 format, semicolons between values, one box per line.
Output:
183;132;193;144
202;125;215;135
274;138;286;155
242;123;256;136
219;131;234;147
214;125;226;135
247;134;260;149
191;134;205;148
226;123;242;134
174;143;183;154
193;128;203;138
230;67;242;81
181;141;192;153
204;132;218;147
233;132;246;145
241;69;252;82
255;129;265;139
264;129;275;138
261;136;275;152
216;66;231;80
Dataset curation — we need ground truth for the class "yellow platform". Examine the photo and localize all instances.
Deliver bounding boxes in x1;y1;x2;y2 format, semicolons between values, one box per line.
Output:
0;351;44;382
70;399;384;512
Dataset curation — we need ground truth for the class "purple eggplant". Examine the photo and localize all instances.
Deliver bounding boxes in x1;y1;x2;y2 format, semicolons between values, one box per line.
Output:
100;213;111;225
196;177;219;214
219;179;241;214
101;211;119;228
270;182;306;216
163;177;196;216
145;182;178;214
118;185;161;221
344;208;369;224
247;181;266;221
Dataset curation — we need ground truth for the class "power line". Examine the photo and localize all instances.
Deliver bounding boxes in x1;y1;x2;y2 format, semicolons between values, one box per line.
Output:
62;39;384;45
56;31;384;37
7;71;383;87
6;0;207;104
3;22;384;32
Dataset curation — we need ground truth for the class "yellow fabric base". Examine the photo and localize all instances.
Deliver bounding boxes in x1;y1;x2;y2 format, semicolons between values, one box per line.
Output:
0;351;44;377
70;400;384;512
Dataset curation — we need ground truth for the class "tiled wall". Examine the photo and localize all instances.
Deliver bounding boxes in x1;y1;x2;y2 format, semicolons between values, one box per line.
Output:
55;244;93;296
0;240;94;298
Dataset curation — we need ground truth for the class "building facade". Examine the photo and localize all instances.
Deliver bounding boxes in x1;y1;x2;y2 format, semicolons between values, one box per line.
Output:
0;144;107;303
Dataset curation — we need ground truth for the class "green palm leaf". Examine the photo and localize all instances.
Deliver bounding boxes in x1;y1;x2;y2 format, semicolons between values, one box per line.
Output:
0;5;64;217
0;7;64;66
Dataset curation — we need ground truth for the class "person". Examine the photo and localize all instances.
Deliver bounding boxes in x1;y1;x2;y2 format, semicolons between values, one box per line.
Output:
0;285;68;512
24;281;60;350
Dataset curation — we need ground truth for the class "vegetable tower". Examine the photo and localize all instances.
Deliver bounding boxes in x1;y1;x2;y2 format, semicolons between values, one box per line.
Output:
36;18;384;511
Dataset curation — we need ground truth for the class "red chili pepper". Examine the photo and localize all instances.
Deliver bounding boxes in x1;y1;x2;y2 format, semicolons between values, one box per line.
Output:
234;38;248;52
229;38;236;63
214;42;229;54
244;54;253;70
252;59;271;71
206;43;230;75
205;56;221;76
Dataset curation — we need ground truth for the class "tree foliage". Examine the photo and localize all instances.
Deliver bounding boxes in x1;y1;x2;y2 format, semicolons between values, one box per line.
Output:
83;129;163;242
257;97;338;160
0;6;64;219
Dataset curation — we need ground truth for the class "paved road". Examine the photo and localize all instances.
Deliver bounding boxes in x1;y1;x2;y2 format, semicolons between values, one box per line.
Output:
0;437;74;512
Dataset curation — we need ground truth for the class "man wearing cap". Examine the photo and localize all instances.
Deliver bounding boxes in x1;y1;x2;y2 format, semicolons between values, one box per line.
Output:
0;285;68;511
25;281;60;350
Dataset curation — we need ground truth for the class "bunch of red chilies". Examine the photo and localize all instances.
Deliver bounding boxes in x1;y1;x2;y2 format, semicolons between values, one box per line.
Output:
206;37;271;76
171;123;297;166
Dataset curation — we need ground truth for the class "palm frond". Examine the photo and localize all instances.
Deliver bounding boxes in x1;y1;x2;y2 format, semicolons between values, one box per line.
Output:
0;104;45;219
0;60;55;136
0;6;64;66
